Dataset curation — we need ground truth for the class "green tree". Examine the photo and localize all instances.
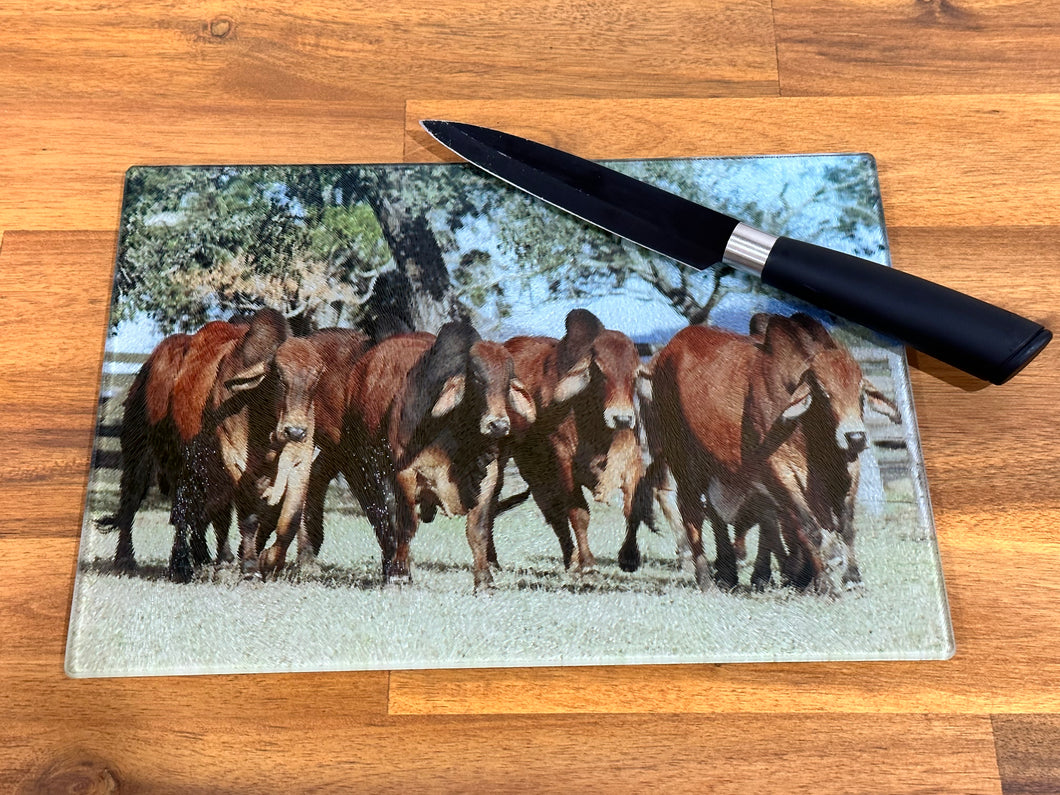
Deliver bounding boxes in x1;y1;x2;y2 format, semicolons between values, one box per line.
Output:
113;156;886;336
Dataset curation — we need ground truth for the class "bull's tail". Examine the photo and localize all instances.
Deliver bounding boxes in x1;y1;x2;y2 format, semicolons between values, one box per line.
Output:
494;488;532;515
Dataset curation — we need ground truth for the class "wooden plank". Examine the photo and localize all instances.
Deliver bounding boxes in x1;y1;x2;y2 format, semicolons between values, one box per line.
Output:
993;715;1060;795
4;712;1002;793
404;95;1060;229
0;101;404;233
773;0;1060;97
0;0;780;233
0;232;113;538
0;1;778;107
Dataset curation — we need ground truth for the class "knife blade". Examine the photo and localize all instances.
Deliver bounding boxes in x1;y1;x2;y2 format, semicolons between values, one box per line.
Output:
421;120;1051;385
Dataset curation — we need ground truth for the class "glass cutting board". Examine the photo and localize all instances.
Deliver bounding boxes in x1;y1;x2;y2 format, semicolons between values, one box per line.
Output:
66;155;954;677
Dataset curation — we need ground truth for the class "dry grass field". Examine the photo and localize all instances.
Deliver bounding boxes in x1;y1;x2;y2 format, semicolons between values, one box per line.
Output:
67;468;953;678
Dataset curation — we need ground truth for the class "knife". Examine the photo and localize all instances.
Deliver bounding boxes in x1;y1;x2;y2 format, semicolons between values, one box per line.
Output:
421;120;1051;385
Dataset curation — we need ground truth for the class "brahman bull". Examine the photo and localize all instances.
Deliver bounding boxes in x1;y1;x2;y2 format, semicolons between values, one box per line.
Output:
342;321;535;590
731;313;902;590
498;309;644;573
99;331;234;572
168;308;332;582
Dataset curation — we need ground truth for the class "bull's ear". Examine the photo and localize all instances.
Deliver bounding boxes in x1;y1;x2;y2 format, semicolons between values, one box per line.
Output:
224;361;269;392
507;379;536;424
635;363;653;402
863;379;902;424
748;312;771;341
430;374;466;418
554;357;591;402
780;380;813;420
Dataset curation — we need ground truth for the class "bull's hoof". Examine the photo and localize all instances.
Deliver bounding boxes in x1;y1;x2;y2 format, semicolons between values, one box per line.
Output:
257;547;287;581
473;570;495;594
383;559;413;586
842;565;863;588
216;545;235;565
239;557;260;579
568;561;598;579
713;562;739;592
168;553;194;584
813;577;841;600
750;572;773;592
114;554;137;574
618;544;642;573
693;555;715;592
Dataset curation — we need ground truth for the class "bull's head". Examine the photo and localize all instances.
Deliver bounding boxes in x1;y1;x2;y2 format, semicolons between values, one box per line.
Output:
270;337;325;445
430;340;535;439
804;349;903;456
554;312;642;430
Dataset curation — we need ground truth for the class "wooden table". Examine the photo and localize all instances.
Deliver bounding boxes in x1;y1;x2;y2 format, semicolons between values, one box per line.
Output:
2;2;1058;791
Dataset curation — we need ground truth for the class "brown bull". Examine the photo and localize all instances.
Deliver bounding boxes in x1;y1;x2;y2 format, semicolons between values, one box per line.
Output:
342;321;534;590
649;316;832;591
168;308;331;582
498;309;644;573
732;313;901;590
100;332;234;572
283;327;373;573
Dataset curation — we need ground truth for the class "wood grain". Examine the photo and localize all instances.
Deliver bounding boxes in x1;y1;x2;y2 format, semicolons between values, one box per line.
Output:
405;95;1060;229
3;0;1060;790
774;0;1060;97
993;715;1060;795
0;1;778;107
6;713;1003;793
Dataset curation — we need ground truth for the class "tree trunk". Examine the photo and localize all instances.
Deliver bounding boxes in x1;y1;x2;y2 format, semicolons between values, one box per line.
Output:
359;174;459;334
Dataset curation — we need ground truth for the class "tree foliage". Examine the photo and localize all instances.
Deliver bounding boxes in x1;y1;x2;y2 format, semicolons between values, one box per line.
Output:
113;155;887;336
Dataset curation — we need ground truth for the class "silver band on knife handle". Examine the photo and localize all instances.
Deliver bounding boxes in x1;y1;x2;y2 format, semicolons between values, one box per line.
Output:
722;223;778;277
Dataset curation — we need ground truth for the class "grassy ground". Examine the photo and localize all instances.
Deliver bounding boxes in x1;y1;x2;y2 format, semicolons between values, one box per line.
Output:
66;476;954;677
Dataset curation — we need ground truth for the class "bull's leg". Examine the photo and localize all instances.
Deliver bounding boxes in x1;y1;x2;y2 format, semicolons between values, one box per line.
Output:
258;503;302;581
485;456;506;569
296;462;333;574
105;449;153;573
838;495;860;588
619;460;660;573
568;493;595;574
676;485;711;592
167;440;215;583
233;504;263;575
110;458;152;572
386;501;416;585
705;501;738;591
358;484;398;583
732;516;750;563
548;513;576;570
465;459;500;593
384;472;416;585
168;485;201;584
733;494;782;590
775;505;825;593
751;504;784;591
527;486;576;570
210;504;234;565
189;522;212;566
839;464;862;588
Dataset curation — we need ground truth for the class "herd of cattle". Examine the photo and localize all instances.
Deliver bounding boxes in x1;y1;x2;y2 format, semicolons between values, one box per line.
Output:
98;305;902;595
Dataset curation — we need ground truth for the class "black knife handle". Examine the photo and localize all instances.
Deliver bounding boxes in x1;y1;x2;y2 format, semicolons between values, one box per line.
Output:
759;236;1052;384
